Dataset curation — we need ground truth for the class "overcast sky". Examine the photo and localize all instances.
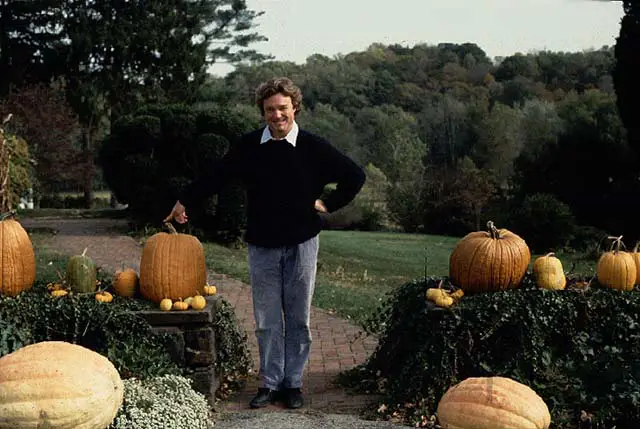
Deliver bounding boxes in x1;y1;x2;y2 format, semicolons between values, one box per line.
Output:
209;0;624;76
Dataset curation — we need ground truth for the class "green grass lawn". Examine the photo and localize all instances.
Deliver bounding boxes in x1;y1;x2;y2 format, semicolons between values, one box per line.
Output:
203;229;599;327
58;190;112;199
29;231;69;281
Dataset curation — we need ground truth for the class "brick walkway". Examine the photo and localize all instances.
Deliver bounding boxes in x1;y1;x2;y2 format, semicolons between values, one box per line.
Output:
22;217;379;415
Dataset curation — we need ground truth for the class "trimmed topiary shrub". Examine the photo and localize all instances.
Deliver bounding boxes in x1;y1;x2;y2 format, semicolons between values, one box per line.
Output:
338;276;640;429
99;103;260;243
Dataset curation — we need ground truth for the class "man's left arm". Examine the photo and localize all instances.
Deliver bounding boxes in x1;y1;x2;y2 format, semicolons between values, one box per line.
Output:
318;144;366;213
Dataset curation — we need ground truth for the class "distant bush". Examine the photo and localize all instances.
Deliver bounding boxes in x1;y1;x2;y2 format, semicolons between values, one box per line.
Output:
507;193;577;253
322;163;395;232
39;194;110;209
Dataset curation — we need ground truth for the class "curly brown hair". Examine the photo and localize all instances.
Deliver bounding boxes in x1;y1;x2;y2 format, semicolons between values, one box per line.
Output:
254;77;303;115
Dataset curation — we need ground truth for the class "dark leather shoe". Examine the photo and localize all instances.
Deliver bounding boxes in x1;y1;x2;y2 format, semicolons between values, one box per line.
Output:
284;388;304;409
249;388;277;408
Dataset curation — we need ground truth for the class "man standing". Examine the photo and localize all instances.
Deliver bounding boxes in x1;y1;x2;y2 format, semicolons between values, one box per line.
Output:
165;77;365;409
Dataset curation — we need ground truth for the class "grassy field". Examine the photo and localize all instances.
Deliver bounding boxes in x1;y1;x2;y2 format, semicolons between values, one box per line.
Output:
57;190;112;199
204;229;599;326
29;231;70;281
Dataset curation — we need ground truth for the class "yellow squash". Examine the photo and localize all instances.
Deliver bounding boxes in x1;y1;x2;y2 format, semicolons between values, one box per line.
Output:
191;294;207;310
533;252;566;290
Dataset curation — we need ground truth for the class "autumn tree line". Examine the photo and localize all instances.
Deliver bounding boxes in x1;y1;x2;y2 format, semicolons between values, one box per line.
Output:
1;0;640;253
197;40;635;252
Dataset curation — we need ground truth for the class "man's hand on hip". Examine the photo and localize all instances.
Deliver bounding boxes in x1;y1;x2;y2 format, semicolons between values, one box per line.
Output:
314;199;327;213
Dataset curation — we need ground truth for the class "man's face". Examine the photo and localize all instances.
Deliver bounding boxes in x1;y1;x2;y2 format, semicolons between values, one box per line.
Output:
263;93;296;139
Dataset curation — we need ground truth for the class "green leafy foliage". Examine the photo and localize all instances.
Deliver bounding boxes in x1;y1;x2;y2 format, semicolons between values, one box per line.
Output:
339;276;640;428
213;298;254;400
0;278;180;379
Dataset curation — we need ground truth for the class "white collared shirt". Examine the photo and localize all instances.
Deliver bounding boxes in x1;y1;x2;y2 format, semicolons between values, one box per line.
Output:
260;121;299;147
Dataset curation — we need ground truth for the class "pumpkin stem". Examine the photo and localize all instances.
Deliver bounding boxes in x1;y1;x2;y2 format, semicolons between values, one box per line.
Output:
164;221;178;234
544;252;555;258
1;113;12;126
81;247;88;257
634;241;640;253
0;210;16;221
607;235;626;252
486;220;500;239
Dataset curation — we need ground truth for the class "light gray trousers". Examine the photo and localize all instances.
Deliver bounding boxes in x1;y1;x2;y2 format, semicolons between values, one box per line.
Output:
248;235;319;390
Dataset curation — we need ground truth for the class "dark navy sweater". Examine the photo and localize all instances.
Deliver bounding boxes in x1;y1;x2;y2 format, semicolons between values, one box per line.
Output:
178;127;366;247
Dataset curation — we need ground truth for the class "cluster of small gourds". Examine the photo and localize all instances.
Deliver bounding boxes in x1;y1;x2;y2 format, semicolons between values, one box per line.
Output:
425;282;464;309
42;251;136;304
47;280;114;303
158;284;217;312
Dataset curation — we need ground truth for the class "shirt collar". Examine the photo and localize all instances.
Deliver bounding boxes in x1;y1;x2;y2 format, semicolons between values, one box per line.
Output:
260;121;299;147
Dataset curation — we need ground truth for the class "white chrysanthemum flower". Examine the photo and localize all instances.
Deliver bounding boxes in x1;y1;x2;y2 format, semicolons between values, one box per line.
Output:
111;375;214;429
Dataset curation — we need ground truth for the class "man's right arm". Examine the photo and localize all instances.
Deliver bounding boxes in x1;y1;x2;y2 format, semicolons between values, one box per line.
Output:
164;138;246;223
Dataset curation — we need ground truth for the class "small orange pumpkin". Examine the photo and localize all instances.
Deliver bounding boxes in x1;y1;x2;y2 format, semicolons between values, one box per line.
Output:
597;235;636;291
95;291;113;303
172;298;189;311
203;284;217;295
113;264;138;297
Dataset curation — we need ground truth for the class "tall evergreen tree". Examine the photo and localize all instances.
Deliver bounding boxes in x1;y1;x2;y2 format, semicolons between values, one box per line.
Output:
4;0;271;206
0;0;64;95
613;0;640;156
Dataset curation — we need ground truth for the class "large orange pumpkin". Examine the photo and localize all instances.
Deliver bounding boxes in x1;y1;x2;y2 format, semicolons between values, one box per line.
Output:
0;341;124;428
139;222;207;303
449;221;530;293
437;376;551;429
0;214;36;297
597;235;636;291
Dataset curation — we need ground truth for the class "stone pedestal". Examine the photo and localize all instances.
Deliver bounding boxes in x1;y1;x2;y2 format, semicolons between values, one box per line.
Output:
136;296;220;408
